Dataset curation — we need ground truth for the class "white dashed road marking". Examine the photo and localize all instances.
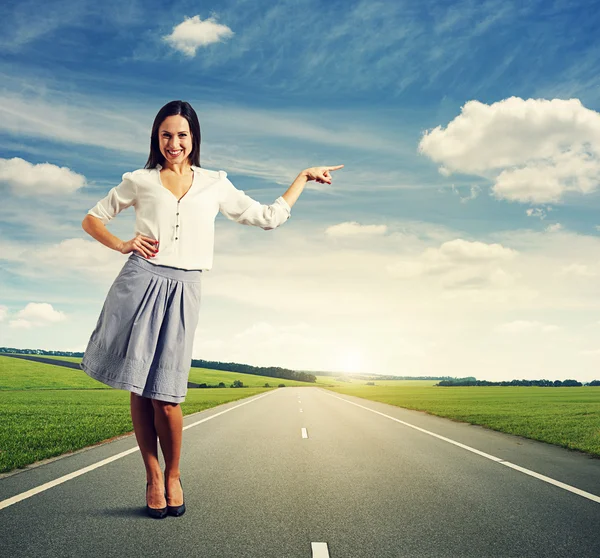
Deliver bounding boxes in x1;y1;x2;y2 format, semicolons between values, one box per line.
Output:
324;391;600;505
301;428;308;439
311;542;330;557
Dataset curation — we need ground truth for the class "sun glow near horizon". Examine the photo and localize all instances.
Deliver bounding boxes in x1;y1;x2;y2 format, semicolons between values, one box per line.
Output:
335;348;365;375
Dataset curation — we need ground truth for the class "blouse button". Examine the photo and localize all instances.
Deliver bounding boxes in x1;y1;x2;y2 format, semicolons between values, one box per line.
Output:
176;225;179;228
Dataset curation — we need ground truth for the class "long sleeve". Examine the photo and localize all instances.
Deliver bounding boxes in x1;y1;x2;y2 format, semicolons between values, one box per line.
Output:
218;173;291;230
87;172;137;225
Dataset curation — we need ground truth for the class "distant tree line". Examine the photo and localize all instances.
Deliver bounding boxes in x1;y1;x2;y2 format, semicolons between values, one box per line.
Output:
6;348;597;386
316;373;475;383
191;359;316;383
368;375;458;381
0;348;316;383
436;378;598;387
189;380;287;388
1;347;84;357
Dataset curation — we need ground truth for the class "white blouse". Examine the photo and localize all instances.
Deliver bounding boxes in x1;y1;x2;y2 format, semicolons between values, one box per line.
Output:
87;164;291;270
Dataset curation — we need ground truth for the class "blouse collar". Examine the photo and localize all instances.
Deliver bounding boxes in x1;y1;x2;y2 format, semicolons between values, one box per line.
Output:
155;163;200;171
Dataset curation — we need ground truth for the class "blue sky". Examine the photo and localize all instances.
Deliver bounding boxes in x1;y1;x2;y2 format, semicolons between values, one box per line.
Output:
2;0;600;381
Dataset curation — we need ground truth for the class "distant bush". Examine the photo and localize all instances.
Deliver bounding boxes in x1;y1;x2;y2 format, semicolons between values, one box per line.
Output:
218;382;226;388
231;380;244;388
588;380;600;386
264;383;271;387
189;357;317;383
199;383;207;388
278;384;286;387
366;381;375;386
438;378;584;387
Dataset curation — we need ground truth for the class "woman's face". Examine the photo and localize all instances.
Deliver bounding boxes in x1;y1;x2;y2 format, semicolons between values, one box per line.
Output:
158;115;193;165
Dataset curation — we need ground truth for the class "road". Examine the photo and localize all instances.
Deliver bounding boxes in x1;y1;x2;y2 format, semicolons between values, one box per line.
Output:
1;387;599;557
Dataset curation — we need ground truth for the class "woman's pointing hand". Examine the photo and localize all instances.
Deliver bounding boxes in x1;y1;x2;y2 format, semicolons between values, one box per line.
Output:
282;164;344;209
303;165;344;184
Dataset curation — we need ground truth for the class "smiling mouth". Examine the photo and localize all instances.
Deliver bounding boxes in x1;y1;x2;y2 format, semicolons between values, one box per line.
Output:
167;150;182;157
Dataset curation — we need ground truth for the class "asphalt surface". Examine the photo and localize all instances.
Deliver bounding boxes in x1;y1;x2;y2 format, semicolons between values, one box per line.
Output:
1;387;599;557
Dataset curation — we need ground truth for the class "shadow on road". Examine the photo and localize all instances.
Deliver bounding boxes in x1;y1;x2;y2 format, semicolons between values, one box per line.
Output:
88;507;149;519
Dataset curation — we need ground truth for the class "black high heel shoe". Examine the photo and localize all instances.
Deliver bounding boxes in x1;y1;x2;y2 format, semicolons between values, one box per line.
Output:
146;482;167;519
166;478;186;517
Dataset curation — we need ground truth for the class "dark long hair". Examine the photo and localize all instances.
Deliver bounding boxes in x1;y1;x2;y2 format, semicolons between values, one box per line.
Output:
144;100;201;169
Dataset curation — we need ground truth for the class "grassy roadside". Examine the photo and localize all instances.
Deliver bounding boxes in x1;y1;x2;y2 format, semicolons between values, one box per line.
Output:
0;387;271;473
2;355;333;387
0;355;282;473
323;384;600;457
3;355;600;471
0;357;110;390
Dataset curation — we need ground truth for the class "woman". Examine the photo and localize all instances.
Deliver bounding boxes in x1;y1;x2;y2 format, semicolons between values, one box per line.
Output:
79;100;343;519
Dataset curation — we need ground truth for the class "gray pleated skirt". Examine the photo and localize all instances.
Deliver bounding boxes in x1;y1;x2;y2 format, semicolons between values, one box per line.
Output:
80;252;202;403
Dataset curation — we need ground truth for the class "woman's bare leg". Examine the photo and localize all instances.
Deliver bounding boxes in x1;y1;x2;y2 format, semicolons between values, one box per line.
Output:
152;400;184;506
130;393;166;508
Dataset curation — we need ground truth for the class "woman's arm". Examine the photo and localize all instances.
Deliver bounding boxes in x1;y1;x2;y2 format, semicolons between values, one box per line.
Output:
83;171;158;259
82;215;158;259
282;165;344;208
82;214;124;251
218;164;344;230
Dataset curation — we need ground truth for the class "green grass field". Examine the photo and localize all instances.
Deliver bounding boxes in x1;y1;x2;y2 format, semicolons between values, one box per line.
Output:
189;367;328;387
0;355;278;473
2;355;599;474
324;384;600;456
0;387;270;473
1;355;338;387
0;357;110;390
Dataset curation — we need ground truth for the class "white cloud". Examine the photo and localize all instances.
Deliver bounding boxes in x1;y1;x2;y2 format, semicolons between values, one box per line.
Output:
0;305;8;322
0;82;403;188
434;239;516;262
325;222;388;237
8;220;600;381
559;263;596;277
496;320;560;333
163;16;234;57
419;97;600;203
451;184;480;203
0;90;149;156
1;0;144;52
0;157;86;196
0;237;124;283
1;0;88;51
440;266;515;290
193;321;339;371
9;302;66;329
386;238;517;290
545;223;563;233
494;150;600;203
526;207;548;219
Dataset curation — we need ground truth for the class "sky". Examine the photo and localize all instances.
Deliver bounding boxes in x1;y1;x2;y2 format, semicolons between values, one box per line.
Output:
2;0;600;381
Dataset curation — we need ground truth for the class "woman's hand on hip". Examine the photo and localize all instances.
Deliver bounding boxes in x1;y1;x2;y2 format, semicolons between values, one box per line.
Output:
119;235;159;259
302;165;344;184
